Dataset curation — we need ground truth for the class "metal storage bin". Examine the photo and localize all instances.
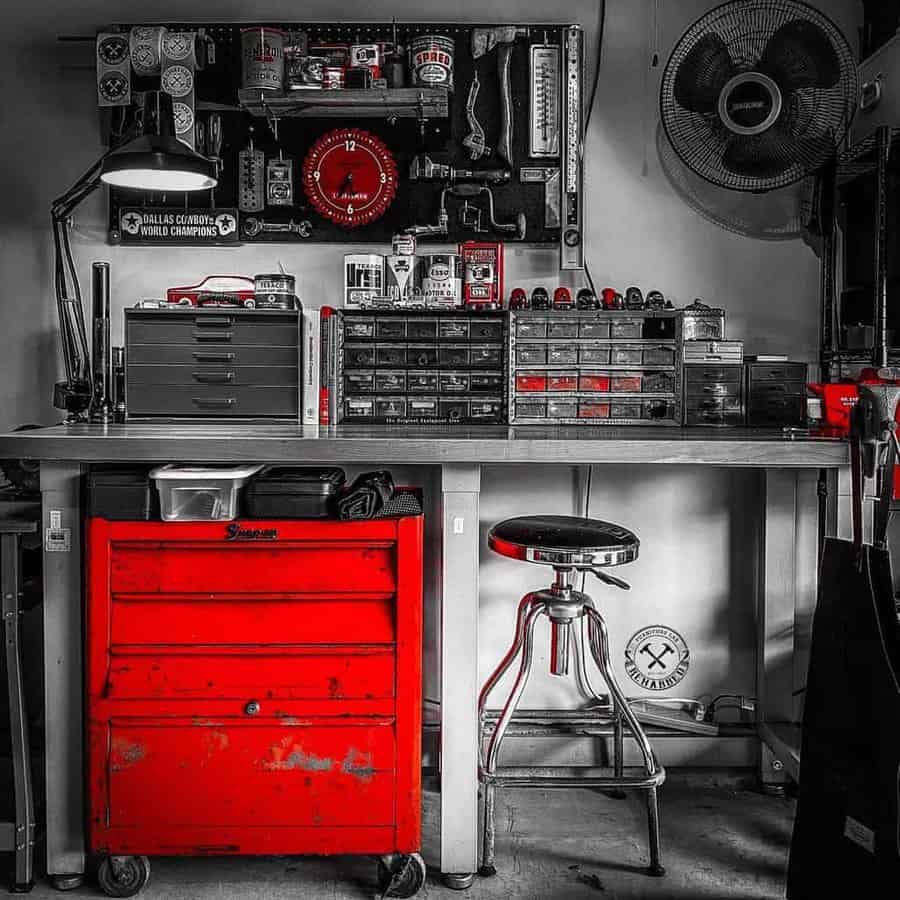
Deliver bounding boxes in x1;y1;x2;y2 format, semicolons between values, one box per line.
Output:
509;310;683;425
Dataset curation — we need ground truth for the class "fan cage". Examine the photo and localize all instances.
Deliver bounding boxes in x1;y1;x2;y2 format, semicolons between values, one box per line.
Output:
660;0;858;193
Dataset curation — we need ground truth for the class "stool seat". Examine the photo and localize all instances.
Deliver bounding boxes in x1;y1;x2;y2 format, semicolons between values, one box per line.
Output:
488;515;639;568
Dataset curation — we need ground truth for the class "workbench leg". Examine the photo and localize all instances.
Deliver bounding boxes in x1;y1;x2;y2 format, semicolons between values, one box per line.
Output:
756;469;818;792
439;464;480;890
40;462;85;888
2;531;35;891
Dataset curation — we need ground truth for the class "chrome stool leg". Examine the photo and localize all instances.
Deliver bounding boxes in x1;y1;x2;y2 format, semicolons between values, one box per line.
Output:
586;607;665;876
480;602;545;876
478;593;538;722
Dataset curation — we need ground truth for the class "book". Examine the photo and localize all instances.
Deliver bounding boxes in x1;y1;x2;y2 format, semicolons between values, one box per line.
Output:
301;307;319;425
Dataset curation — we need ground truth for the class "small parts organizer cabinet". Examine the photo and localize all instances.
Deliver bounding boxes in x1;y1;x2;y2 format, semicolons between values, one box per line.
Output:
509;310;683;424
85;516;425;898
337;310;507;424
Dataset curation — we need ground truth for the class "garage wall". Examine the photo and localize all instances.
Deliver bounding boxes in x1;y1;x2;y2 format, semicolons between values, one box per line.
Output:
0;1;860;764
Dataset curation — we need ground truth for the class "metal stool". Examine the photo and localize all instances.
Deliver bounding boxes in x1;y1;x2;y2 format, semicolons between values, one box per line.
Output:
479;515;665;878
0;516;37;892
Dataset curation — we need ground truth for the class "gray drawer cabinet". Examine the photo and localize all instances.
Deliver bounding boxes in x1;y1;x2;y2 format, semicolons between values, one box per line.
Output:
125;308;300;420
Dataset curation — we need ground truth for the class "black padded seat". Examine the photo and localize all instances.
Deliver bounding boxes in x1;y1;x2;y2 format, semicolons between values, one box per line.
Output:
488;515;639;568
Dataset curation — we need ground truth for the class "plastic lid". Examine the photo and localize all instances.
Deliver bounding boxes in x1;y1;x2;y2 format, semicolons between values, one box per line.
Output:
150;464;264;481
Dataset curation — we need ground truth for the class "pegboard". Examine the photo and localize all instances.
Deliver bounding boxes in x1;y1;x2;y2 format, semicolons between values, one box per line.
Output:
102;21;585;258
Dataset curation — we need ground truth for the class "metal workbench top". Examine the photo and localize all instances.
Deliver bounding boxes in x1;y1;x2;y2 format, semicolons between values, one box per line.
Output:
0;423;849;467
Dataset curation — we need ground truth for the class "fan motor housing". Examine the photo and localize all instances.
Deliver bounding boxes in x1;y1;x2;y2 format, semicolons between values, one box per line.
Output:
719;72;783;136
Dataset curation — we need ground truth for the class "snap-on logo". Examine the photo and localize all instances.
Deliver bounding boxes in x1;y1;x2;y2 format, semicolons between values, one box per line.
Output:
225;523;278;541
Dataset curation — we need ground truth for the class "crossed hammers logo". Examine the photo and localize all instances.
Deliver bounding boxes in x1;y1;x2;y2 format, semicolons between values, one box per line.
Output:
640;642;675;670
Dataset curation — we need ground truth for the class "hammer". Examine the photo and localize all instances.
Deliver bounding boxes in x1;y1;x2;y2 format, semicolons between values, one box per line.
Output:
471;26;529;168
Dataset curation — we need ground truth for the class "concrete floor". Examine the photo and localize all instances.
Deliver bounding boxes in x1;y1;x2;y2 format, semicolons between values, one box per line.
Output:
14;776;795;899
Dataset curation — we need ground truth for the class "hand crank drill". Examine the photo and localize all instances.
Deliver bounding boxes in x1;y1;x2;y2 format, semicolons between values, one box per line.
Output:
471;26;529;168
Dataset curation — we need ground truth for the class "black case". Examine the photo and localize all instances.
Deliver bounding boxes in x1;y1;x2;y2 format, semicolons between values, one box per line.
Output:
243;466;345;518
86;466;154;520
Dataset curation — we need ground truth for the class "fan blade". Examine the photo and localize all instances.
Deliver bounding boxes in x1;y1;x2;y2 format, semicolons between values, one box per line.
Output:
674;32;736;115
723;126;834;182
758;19;840;92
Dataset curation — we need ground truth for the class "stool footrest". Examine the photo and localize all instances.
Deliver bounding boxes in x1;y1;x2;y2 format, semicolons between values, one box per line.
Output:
480;765;666;790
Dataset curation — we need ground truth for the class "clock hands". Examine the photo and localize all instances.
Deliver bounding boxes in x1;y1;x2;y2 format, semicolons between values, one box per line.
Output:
337;171;354;198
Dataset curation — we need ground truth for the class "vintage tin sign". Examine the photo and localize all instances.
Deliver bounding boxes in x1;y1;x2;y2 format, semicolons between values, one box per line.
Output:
114;209;239;245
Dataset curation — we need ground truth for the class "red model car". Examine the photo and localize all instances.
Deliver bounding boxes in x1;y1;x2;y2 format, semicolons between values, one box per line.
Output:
166;275;256;307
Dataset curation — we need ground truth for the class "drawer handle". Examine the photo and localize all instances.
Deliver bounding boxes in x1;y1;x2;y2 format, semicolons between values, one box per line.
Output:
244;700;260;716
193;371;235;384
192;352;235;362
192;398;236;408
193;330;233;342
702;386;724;393
195;316;234;327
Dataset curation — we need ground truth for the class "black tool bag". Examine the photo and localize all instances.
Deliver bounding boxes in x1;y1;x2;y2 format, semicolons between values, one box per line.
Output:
787;437;900;896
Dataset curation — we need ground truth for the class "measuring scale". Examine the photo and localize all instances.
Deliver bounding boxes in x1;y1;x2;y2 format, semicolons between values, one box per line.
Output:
530;43;561;157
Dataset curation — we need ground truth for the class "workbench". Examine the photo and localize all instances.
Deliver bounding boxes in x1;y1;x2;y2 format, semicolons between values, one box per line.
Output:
0;423;850;889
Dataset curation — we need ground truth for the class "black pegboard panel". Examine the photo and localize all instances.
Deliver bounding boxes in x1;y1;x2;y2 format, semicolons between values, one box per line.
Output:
105;21;580;247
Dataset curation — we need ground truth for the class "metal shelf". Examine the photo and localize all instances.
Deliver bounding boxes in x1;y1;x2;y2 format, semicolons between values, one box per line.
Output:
235;87;449;120
838;127;900;184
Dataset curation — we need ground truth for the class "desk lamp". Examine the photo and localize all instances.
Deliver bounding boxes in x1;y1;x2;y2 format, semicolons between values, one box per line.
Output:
51;91;217;420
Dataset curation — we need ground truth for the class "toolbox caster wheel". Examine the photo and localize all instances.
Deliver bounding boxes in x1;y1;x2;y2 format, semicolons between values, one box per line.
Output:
97;856;150;898
377;852;426;898
50;875;84;892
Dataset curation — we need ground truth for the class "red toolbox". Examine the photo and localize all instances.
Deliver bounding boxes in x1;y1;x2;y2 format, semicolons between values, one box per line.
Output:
85;516;424;898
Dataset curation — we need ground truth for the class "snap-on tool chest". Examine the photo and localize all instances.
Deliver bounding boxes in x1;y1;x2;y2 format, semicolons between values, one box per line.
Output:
85;516;423;861
124;308;301;419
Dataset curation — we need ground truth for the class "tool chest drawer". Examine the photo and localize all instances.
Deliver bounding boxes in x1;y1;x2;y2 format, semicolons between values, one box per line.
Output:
126;311;300;347
97;719;397;830
107;647;396;701
127;344;299;367
109;539;397;595
86;516;423;858
126;384;298;418
128;364;299;387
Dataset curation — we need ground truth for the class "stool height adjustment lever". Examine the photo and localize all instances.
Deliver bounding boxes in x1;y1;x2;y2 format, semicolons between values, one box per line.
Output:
589;569;630;591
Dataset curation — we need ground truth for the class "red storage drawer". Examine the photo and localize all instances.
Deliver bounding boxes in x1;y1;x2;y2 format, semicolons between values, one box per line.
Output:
86;517;423;863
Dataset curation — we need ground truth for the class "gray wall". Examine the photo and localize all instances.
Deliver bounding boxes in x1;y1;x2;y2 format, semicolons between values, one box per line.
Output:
0;1;860;764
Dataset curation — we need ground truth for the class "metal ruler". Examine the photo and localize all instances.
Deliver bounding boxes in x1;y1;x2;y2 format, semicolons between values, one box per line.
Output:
561;25;584;270
529;44;560;158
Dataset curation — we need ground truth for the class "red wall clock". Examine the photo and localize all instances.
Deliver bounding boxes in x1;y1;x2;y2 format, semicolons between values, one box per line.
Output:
301;127;399;227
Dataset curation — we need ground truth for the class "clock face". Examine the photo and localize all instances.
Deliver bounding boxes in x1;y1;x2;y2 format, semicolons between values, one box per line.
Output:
302;128;398;227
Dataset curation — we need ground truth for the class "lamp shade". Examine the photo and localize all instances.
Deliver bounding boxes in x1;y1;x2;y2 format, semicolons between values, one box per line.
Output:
99;91;217;192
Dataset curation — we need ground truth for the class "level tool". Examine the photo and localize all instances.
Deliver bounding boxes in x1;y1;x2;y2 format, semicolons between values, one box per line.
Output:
561;25;584;270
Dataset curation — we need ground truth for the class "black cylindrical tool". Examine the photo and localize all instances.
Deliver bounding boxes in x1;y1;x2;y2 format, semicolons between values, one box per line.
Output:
89;262;112;423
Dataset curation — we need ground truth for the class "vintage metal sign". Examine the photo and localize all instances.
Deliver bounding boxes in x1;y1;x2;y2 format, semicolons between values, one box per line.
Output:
113;208;239;244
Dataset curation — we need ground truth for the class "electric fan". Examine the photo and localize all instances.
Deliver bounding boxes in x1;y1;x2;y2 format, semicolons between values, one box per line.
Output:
661;0;858;193
656;122;815;240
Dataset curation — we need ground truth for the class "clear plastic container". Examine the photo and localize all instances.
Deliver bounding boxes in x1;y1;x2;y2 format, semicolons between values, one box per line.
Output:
150;465;264;521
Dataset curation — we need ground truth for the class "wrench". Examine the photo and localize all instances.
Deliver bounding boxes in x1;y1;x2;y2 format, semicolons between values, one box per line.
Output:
242;217;312;238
